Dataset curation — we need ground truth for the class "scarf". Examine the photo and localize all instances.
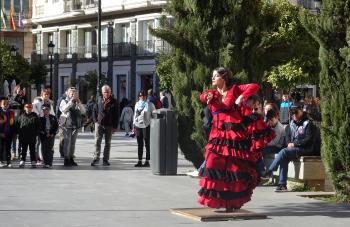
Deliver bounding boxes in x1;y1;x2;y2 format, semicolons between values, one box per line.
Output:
136;100;147;111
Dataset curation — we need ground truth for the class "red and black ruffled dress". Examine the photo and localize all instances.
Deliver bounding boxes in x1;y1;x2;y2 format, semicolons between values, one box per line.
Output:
198;84;275;210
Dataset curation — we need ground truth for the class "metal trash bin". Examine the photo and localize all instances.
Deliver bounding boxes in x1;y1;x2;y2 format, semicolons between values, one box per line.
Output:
150;109;178;175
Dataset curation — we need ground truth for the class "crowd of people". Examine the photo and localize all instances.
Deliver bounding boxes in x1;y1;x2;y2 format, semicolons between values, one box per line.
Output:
0;84;172;169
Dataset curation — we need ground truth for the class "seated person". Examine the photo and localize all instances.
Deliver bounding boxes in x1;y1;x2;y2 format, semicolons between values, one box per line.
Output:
257;109;286;175
265;104;318;192
263;109;286;154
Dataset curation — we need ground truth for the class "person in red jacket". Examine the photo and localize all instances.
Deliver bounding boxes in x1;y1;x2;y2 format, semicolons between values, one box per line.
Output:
0;98;16;167
198;67;274;212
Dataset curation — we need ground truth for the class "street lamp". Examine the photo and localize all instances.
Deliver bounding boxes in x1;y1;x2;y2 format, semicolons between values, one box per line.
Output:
48;41;55;91
314;0;322;14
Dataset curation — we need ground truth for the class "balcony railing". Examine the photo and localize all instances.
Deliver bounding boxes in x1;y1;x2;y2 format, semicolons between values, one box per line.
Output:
113;42;132;57
65;0;83;12
32;40;171;61
136;40;170;56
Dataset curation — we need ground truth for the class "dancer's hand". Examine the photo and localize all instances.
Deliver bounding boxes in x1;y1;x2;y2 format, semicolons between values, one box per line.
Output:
206;92;213;104
235;95;244;105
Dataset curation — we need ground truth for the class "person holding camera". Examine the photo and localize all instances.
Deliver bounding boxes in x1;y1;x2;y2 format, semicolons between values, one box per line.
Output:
59;87;85;166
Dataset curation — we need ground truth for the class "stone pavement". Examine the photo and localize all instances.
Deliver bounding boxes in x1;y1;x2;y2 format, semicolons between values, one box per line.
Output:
0;132;349;227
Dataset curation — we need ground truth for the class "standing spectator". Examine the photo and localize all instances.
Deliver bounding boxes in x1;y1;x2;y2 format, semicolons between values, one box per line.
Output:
15;104;41;168
119;97;129;129
0;99;15;167
159;90;169;109
280;93;292;125
59;87;86;166
56;90;68;158
12;85;27;110
85;95;96;132
303;96;321;122
133;90;155;167
147;89;156;105
91;85;119;166
265;104;319;192
39;104;59;168
120;101;133;136
32;89;55;163
10;85;27;160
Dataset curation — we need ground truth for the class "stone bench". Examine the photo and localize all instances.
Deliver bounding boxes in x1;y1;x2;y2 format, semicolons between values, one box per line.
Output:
264;155;330;191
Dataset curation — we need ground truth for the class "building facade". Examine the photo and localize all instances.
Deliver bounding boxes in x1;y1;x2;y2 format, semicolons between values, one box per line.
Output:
31;0;169;104
1;0;33;59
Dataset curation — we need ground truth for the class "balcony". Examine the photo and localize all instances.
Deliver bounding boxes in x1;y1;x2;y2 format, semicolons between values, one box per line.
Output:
65;0;83;12
136;40;170;56
32;40;170;62
113;42;132;57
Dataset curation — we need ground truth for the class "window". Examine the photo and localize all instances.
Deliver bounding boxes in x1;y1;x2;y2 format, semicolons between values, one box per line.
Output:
121;24;130;43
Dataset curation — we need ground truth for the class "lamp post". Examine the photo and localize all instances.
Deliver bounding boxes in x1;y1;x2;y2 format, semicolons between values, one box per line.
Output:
97;0;101;96
48;41;55;91
314;0;322;14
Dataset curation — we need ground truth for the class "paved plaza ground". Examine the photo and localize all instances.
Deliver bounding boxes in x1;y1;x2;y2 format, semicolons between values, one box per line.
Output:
0;132;349;227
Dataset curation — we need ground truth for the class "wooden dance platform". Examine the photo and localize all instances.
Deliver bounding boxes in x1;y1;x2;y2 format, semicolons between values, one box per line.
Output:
170;208;267;222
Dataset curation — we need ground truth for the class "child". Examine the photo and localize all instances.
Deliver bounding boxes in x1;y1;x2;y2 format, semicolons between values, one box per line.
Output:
15;103;41;168
0;98;16;167
39;104;59;168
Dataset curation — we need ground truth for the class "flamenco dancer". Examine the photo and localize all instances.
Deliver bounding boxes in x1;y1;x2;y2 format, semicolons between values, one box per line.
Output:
198;67;275;212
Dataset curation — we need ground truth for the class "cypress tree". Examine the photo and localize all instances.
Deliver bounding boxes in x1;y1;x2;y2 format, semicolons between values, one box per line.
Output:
151;0;318;168
301;0;350;202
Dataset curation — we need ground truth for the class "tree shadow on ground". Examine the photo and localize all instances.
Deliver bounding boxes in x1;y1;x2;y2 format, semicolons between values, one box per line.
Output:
261;201;350;218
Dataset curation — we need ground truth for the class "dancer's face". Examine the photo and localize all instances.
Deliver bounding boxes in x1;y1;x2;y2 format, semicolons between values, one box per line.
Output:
212;71;225;88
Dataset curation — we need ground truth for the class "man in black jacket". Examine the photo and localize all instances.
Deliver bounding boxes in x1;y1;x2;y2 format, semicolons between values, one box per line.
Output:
265;104;320;192
91;85;119;166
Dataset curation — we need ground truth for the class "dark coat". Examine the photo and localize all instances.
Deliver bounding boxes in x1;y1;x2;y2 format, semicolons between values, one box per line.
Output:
93;96;119;128
15;112;41;143
285;114;319;155
39;114;59;140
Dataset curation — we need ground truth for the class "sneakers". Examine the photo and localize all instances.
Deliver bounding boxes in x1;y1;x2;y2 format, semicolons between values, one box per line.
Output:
274;184;288;192
186;170;199;178
0;162;6;168
134;161;143;167
102;160;110;166
142;161;150;167
91;159;99;166
19;161;25;168
125;133;129;136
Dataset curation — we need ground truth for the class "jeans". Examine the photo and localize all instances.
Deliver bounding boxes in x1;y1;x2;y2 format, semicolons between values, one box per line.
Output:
93;123;113;161
41;136;55;165
136;126;150;161
268;147;300;185
21;142;36;162
63;128;78;159
58;127;65;157
257;146;281;175
0;137;12;164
